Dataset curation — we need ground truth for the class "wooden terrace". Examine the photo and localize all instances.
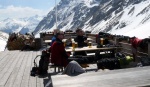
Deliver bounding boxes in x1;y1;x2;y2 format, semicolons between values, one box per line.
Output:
1;32;150;87
0;50;150;87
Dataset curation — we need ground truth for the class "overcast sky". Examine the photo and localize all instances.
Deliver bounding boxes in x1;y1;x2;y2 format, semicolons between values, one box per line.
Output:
0;0;60;20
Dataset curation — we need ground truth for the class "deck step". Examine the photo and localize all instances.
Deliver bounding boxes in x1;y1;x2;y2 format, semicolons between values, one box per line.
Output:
51;66;150;87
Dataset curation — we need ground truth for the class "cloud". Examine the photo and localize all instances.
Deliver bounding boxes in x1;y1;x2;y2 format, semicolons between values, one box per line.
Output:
0;5;52;20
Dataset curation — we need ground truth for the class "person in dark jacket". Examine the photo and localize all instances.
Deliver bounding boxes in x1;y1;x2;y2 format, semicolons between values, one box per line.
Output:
74;28;89;67
74;28;88;47
50;31;69;67
74;28;88;56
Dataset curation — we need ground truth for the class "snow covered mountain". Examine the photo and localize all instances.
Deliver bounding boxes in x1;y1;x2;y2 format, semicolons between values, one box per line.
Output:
0;15;44;34
34;0;150;39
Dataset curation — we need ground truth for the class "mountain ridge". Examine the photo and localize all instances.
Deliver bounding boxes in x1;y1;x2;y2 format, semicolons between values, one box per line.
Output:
0;0;150;39
0;15;44;34
33;0;150;39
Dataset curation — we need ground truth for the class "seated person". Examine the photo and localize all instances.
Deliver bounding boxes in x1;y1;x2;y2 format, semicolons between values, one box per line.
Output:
50;31;85;71
50;31;69;67
74;28;88;56
74;28;88;47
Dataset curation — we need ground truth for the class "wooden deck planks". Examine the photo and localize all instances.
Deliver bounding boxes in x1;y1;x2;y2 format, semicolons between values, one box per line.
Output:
36;51;45;87
4;51;24;87
0;51;45;87
0;51;19;86
0;51;9;61
0;51;13;72
20;51;34;87
28;51;38;87
0;51;150;87
12;52;31;87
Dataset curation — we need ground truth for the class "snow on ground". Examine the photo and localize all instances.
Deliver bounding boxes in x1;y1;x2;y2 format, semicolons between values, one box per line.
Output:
0;31;8;51
0;40;7;51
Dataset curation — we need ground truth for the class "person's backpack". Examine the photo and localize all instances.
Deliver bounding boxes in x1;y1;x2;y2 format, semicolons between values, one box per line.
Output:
38;50;50;75
97;58;120;70
115;52;133;66
30;50;50;76
30;55;40;77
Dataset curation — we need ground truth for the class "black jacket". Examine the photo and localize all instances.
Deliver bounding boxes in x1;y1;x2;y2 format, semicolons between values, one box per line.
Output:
74;36;87;47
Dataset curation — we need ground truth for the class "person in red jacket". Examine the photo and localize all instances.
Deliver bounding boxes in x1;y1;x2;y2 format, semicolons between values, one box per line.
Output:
130;37;142;62
50;31;69;67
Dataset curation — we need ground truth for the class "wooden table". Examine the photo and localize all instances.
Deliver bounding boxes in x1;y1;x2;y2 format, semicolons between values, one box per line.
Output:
65;46;120;52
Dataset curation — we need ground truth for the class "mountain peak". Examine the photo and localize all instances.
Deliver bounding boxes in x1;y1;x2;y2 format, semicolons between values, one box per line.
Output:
0;15;43;34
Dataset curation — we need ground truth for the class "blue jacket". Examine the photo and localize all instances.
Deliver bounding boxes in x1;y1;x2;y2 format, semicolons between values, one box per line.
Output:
50;35;56;46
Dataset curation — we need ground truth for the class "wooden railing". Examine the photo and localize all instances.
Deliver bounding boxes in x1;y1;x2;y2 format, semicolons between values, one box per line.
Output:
40;32;97;46
107;36;149;58
119;42;148;57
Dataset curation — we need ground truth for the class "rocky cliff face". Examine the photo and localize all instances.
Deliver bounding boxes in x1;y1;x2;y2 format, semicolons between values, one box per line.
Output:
34;0;150;35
